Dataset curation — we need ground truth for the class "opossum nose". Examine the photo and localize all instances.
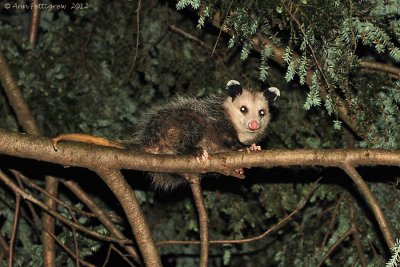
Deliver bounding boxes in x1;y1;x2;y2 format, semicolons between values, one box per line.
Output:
248;120;260;131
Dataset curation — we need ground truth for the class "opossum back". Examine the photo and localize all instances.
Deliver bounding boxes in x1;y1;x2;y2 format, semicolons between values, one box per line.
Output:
127;95;225;154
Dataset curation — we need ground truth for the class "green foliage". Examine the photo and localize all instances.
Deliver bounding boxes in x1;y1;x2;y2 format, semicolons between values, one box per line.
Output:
1;0;400;266
387;239;400;267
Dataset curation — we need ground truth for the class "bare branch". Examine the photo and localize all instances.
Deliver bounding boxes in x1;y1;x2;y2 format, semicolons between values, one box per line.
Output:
185;174;209;267
0;169;131;244
0;44;59;266
157;178;320;246
61;180;141;264
341;164;394;248
95;168;162;267
8;194;20;267
28;0;41;47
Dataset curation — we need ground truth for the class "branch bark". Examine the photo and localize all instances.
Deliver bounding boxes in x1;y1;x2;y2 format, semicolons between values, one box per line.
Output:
0;48;59;266
28;0;41;47
95;168;162;267
341;164;394;248
61;180;141;264
186;174;209;267
0;129;398;251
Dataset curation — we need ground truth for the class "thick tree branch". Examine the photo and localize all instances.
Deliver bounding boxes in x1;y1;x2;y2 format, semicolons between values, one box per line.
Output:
95;168;162;267
61;180;141;264
1;129;400;171
341;164;394;248
0;47;59;266
0;129;398;252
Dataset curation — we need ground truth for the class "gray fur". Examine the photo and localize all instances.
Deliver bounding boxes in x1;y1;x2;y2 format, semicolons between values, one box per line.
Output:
128;83;277;190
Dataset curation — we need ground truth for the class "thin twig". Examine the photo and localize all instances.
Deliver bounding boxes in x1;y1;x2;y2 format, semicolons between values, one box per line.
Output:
348;198;367;267
320;192;346;250
28;0;40;47
211;0;234;57
0;170;132;244
61;180;141;264
158;177;321;246
186;174;209;267
128;0;142;76
317;227;354;267
8;194;20;267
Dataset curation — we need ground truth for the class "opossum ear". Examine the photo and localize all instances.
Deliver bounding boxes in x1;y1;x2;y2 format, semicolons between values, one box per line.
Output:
263;87;280;105
226;80;243;101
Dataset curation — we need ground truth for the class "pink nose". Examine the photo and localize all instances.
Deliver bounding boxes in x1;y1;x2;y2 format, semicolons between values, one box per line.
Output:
248;120;260;131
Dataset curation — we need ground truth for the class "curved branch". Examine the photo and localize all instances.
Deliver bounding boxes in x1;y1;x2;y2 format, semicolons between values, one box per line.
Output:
359;61;400;78
0;129;398;251
0;47;59;266
0;170;131;245
1;129;400;172
95;168;162;267
341;164;394;248
61;180;141;264
157;178;320;246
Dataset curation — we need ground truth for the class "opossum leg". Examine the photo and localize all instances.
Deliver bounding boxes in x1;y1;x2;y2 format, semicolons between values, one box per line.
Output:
195;147;210;168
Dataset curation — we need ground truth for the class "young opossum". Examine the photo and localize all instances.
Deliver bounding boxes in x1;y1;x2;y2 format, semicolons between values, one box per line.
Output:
126;80;280;190
53;80;280;190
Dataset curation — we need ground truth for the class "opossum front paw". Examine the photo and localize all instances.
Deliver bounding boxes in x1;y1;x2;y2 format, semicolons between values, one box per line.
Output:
246;143;261;153
194;147;209;164
235;168;244;175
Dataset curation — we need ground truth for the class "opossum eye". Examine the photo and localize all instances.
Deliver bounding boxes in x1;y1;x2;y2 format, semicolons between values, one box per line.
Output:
240;106;248;114
259;109;265;117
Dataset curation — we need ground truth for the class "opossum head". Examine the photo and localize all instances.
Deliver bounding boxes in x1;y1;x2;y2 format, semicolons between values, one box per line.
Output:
223;80;280;145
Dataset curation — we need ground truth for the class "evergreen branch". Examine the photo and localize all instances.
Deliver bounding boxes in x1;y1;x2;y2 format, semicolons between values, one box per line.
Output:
387;239;400;267
207;10;359;135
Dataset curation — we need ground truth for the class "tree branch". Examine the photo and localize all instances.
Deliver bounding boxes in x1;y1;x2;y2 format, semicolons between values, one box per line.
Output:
0;47;59;267
0;169;131;244
61;180;141;264
1;129;397;252
28;0;41;47
95;167;162;267
341;164;394;248
185;174;209;267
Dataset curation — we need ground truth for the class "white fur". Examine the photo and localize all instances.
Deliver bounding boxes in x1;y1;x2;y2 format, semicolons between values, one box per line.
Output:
223;89;271;145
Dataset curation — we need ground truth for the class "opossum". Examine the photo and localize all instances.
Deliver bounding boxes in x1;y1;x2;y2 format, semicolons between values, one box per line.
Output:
53;80;280;190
